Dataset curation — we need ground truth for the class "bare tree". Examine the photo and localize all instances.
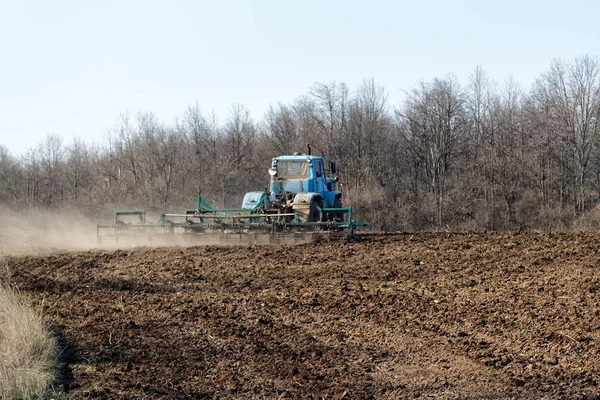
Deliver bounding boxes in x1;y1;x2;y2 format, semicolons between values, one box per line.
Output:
64;137;94;203
344;80;390;188
21;148;42;211
0;145;22;207
530;56;600;218
38;134;65;208
224;104;255;171
264;103;299;155
398;76;467;227
178;102;213;193
310;81;349;158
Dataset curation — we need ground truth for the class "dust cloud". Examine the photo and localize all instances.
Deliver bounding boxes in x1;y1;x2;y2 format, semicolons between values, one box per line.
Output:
0;207;100;256
0;207;315;256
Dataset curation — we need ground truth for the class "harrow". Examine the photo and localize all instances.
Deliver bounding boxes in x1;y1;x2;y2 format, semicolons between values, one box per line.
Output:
97;193;363;245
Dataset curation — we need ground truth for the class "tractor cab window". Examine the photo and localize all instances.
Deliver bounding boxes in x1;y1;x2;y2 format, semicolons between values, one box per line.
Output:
315;160;323;177
277;161;310;178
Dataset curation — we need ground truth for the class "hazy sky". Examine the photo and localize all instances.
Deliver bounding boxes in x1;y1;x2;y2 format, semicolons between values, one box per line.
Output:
1;0;599;155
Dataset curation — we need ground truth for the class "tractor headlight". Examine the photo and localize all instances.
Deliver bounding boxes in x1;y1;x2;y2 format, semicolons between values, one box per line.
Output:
268;168;277;176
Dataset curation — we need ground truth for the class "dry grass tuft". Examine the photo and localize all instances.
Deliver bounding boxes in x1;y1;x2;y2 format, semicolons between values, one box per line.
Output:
0;283;57;399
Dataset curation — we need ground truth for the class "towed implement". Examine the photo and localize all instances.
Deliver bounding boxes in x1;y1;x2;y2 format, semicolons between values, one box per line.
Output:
97;148;365;245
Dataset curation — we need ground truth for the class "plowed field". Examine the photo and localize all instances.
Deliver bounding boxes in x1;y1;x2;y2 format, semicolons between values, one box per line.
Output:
3;232;600;399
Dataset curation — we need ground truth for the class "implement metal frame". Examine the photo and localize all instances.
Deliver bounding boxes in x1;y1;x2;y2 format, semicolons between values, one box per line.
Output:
97;194;365;244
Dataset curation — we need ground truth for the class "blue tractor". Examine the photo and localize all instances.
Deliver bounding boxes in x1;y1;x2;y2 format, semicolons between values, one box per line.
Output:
242;150;343;222
193;145;363;239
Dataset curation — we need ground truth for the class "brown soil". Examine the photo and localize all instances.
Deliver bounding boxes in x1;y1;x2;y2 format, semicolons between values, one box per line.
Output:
2;232;600;399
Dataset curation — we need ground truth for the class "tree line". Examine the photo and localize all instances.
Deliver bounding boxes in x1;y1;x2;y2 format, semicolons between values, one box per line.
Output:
2;55;600;231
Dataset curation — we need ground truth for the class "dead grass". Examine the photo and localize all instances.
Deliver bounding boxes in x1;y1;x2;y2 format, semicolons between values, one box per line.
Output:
0;282;57;399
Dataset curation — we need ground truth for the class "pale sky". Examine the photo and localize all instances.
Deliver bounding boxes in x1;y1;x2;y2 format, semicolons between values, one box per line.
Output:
1;0;599;155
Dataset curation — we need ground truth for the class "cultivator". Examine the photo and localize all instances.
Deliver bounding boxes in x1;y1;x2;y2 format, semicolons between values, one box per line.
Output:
97;148;365;245
97;194;362;245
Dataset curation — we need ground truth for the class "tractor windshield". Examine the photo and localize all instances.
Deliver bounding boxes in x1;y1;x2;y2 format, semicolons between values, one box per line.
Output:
276;161;310;178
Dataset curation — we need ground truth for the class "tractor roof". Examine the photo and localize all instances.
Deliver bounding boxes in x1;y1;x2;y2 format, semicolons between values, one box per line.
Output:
274;154;322;162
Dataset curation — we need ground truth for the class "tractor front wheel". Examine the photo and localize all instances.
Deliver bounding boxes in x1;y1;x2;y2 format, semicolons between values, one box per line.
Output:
309;199;322;225
333;198;343;222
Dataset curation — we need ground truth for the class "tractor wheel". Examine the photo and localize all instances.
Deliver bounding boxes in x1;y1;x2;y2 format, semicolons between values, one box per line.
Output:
333;198;343;222
309;199;322;224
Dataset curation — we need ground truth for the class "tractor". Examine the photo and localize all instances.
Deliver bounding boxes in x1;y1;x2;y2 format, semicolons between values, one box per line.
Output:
243;145;343;223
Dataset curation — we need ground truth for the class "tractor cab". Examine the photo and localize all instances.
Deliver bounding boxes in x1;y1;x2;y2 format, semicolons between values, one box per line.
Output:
241;147;343;224
266;154;340;209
